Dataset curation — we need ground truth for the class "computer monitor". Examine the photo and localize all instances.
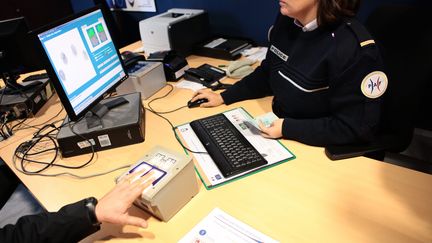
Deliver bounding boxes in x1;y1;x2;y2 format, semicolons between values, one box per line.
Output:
0;16;44;94
35;7;128;121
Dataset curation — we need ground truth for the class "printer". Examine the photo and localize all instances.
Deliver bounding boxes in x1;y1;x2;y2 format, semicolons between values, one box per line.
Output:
139;9;210;57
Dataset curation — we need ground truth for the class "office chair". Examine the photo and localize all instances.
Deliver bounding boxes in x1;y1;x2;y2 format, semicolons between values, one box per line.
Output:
325;5;432;171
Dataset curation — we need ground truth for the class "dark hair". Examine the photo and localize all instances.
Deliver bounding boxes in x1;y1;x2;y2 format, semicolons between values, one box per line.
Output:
317;0;361;26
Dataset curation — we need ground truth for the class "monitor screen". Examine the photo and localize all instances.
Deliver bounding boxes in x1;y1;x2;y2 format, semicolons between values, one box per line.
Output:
35;7;127;120
0;16;44;77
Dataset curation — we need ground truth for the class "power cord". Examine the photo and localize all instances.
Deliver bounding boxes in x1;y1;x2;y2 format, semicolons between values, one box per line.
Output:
12;116;128;178
0;114;13;139
147;84;187;114
145;84;207;154
14;106;64;132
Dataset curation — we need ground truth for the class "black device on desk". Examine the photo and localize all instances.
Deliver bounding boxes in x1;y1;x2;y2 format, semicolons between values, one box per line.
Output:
0;16;45;95
121;51;146;69
194;37;253;60
22;73;49;82
147;50;188;81
0;16;53;122
190;113;267;178
184;64;230;91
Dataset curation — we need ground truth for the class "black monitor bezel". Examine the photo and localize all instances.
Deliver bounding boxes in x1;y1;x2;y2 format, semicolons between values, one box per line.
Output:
32;6;128;121
0;16;44;76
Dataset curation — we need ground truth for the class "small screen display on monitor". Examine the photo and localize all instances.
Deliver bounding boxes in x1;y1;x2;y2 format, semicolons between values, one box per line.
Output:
37;9;126;117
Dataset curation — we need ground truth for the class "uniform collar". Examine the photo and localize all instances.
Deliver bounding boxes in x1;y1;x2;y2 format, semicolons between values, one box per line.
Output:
294;19;318;32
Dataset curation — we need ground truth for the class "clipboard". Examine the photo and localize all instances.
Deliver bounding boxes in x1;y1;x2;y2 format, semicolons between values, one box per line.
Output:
175;107;295;189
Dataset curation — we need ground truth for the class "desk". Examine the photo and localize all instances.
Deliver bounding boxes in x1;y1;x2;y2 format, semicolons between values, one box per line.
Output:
1;42;431;242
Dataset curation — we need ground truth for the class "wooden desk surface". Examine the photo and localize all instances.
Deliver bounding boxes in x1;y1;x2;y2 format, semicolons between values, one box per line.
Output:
1;43;431;243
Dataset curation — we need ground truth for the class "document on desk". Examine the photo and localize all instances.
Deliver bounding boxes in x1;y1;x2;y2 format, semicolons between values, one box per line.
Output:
179;208;279;243
175;80;206;92
176;107;295;189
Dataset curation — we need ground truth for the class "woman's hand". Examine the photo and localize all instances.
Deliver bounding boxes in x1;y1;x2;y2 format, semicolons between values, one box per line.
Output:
259;119;284;139
191;89;224;108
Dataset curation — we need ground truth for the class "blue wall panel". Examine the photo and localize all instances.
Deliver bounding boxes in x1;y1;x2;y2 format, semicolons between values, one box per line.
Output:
70;0;431;46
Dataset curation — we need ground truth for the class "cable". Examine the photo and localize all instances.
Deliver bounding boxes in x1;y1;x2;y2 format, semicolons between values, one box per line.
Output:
10;116;28;132
11;114;133;178
12;152;131;178
143;83;207;154
12;116;97;175
147;84;187;114
0;114;13;139
14;106;64;131
145;107;207;154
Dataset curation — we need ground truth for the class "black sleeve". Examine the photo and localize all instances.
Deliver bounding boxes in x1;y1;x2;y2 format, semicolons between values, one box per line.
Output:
0;199;100;243
281;48;385;146
221;57;273;105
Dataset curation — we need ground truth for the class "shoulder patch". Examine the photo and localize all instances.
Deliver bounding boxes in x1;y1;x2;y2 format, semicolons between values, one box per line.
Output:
361;71;388;98
360;39;375;47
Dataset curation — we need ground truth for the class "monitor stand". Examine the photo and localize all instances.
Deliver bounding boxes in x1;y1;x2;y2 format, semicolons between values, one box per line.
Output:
85;96;129;129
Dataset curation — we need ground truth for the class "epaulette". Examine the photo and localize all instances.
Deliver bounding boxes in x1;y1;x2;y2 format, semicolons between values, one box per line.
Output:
345;19;375;48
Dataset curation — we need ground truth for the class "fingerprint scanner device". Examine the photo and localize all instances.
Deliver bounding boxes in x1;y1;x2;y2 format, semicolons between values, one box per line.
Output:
117;146;199;221
56;92;145;157
139;9;210;57
116;61;166;99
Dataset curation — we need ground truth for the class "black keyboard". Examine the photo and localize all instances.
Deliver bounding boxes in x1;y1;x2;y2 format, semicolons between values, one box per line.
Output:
190;113;267;178
22;73;49;82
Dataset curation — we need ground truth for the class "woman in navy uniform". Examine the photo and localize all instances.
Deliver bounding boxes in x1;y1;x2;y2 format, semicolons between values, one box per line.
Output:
191;0;388;146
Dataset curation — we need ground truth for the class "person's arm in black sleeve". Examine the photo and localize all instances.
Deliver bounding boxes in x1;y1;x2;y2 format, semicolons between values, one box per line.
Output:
221;57;273;105
0;198;99;243
281;47;386;146
0;170;155;243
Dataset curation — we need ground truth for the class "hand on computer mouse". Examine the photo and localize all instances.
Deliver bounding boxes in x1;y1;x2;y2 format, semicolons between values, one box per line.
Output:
190;89;224;108
187;98;208;108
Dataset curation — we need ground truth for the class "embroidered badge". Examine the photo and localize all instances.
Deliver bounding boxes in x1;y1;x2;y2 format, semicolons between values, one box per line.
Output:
270;45;288;61
361;71;388;98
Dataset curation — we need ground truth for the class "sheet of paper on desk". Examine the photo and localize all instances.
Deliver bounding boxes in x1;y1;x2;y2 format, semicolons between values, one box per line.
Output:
242;47;268;62
179;207;279;243
177;107;294;188
176;80;206;92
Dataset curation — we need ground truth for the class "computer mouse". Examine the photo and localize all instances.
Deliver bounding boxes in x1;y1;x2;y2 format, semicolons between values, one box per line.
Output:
187;98;208;108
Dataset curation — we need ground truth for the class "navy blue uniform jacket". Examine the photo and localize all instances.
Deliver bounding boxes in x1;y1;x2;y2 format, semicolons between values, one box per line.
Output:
221;15;386;146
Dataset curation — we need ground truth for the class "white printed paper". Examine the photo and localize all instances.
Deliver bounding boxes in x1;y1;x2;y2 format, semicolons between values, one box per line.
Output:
176;80;206;92
179;208;279;243
113;0;156;12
